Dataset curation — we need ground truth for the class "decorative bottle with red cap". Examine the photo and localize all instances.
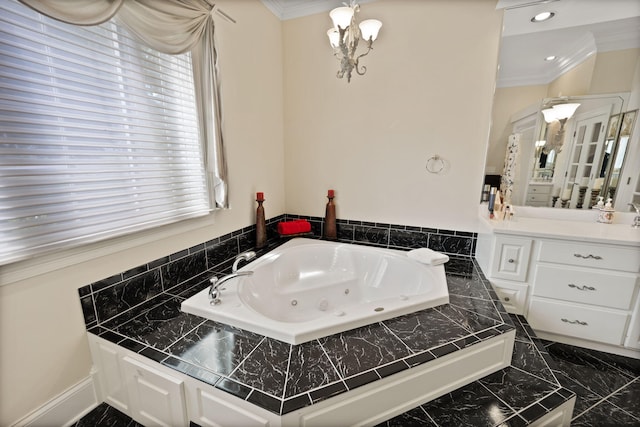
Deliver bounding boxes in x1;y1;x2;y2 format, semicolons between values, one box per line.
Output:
324;189;337;240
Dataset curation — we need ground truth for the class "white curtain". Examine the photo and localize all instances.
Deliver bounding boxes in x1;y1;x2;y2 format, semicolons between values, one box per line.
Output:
20;0;229;208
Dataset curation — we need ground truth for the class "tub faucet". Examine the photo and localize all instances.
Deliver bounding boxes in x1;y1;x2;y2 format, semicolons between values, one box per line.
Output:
232;251;256;273
629;203;640;228
208;271;254;304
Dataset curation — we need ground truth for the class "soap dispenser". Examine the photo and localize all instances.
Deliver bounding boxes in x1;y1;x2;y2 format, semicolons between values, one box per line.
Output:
598;198;614;224
594;196;604;222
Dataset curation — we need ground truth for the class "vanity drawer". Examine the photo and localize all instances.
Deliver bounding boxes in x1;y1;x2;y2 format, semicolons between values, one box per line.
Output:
537;240;640;272
528;297;628;346
528;184;552;195
533;265;638;310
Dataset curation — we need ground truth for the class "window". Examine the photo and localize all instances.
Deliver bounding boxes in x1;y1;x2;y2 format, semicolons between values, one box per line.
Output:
0;1;212;265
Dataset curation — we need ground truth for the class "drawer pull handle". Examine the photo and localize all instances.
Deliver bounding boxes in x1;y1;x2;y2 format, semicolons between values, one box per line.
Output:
568;284;596;291
507;258;515;263
573;253;602;260
561;318;588;326
504;297;510;302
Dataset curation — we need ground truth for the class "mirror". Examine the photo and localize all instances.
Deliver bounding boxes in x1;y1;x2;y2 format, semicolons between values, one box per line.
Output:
486;0;640;209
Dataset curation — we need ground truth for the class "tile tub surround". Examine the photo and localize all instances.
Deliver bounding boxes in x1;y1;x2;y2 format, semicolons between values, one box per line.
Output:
79;259;576;425
79;215;477;330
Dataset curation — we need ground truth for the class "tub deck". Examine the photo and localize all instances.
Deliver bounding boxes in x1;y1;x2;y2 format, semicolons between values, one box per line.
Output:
87;257;575;425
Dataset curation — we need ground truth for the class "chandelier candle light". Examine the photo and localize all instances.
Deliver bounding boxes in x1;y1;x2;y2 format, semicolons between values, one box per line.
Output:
327;1;382;82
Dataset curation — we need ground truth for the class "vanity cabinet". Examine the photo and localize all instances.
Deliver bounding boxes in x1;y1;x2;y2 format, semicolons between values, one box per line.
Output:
528;240;639;350
88;335;189;426
478;214;640;357
525;184;552;207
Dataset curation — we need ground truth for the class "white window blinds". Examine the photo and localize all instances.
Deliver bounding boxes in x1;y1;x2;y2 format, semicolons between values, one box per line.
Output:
0;1;212;265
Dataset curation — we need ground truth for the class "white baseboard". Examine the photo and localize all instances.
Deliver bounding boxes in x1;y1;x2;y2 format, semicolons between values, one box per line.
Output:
12;370;99;427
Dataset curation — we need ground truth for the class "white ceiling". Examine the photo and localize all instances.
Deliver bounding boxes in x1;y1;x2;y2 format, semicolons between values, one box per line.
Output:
261;0;640;87
496;0;640;87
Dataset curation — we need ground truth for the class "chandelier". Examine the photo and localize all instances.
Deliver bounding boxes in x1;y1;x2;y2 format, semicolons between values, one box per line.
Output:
326;2;382;82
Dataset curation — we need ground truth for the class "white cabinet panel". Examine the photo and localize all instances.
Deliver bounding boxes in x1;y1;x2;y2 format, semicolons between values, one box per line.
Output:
528;297;629;346
89;338;129;414
188;383;271;427
533;264;638;310
489;278;528;315
537;240;640;272
122;356;188;427
491;236;532;282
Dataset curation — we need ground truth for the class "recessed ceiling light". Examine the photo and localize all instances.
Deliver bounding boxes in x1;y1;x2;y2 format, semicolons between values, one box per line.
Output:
545;55;557;61
531;11;555;23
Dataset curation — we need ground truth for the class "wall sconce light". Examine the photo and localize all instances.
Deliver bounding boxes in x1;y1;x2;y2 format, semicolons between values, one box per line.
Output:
541;103;580;153
326;1;382;82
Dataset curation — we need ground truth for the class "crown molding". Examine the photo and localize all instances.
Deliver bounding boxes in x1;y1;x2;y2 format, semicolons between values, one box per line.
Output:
261;0;376;21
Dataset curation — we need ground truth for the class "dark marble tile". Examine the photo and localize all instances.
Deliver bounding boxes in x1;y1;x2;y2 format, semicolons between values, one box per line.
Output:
162;357;220;386
166;321;263;376
115;298;205;351
383;309;471;351
422;380;515;426
91;273;124;292
446;274;492;300
282;394;312;414
94;270;163;323
247;389;281;414
388;229;428;249
497;414;529;427
119;338;146;353
122;264;147;280
230;338;290;397
206;237;239;269
161;250;206;290
546;343;636;398
80;295;96;326
553;370;604;417
429;234;472;256
435;296;502;333
375;406;436;426
353;225;389;246
72;402;140;427
344;370;380;390
479;368;559;412
337;222;355;241
405;350;436;367
284;340;341;398
444;256;477;278
319;323;412;378
606;378;640;418
309;381;348;403
139;346;167;363
518;403;549;424
447;294;503;323
511;341;558;385
571;399;640;426
376;360;409;378
78;284;92;297
216;378;252;400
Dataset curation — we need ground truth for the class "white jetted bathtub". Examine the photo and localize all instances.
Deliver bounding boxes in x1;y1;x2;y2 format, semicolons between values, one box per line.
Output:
181;238;450;344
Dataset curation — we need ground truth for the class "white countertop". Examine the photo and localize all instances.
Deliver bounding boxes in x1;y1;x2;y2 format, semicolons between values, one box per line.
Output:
479;214;640;247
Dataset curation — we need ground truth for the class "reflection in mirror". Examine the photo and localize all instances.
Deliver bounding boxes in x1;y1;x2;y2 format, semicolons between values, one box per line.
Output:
487;1;640;210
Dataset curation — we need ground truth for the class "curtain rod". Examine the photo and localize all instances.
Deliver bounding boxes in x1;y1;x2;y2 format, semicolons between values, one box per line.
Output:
214;7;236;24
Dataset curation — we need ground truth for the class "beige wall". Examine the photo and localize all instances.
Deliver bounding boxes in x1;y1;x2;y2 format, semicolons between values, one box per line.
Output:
590;48;640;95
0;1;284;424
283;0;502;231
486;85;548;174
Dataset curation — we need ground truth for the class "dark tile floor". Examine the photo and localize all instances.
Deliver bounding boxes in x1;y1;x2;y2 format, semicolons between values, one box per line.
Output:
73;326;640;426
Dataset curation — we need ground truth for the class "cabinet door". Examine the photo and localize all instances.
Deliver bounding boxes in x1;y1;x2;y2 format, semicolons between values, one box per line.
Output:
122;356;188;427
491;236;532;282
89;337;130;415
